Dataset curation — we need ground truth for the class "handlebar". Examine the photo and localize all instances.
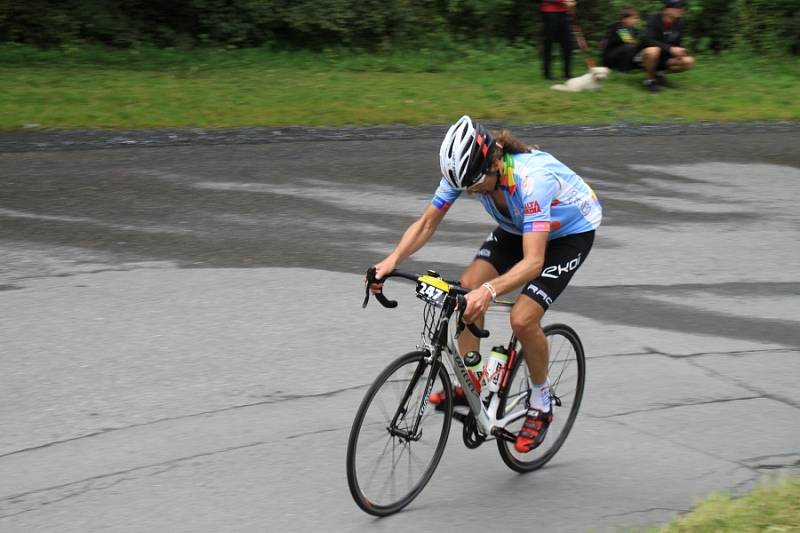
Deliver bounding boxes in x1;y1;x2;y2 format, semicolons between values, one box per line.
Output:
363;267;490;339
363;266;405;308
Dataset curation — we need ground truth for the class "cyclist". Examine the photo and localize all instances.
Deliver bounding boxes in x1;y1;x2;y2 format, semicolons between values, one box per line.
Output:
370;116;601;453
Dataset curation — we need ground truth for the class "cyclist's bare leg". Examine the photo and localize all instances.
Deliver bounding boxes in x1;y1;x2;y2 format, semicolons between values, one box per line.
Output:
510;296;553;453
458;259;499;355
510;296;548;384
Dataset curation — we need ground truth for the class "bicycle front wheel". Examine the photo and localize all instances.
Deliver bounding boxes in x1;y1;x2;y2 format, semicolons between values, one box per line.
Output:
346;350;453;516
496;324;586;473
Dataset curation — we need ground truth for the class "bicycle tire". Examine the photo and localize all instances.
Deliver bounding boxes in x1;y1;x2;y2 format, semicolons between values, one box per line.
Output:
346;351;453;516
496;324;586;473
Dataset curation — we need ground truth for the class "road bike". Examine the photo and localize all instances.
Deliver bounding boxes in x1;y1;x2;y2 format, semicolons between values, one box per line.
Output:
346;267;586;516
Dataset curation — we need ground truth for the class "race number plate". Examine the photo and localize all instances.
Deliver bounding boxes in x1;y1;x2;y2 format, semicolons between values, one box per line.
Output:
415;275;450;306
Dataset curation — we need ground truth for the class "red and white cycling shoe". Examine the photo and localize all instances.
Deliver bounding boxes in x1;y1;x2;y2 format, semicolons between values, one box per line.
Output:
514;407;553;453
428;386;468;409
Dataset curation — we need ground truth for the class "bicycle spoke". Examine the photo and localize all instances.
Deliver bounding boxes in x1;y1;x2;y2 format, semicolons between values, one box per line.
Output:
550;362;570;392
407;445;429;470
407;447;414;496
548;341;573;391
356;424;393;449
361;436;395;495
375;444;397;504
374;392;394;423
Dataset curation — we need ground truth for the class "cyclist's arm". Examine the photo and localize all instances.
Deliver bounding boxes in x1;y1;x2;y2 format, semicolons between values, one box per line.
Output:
487;231;548;295
462;231;547;322
373;204;446;280
464;169;554;319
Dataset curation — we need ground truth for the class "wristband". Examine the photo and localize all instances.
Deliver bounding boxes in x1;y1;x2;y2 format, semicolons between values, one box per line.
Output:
481;282;497;301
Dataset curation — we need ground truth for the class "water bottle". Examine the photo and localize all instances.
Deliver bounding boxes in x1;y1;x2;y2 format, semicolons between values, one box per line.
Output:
485;346;508;393
463;351;483;393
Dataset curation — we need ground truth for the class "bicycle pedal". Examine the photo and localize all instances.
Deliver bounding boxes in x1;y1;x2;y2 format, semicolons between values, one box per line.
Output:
491;427;517;443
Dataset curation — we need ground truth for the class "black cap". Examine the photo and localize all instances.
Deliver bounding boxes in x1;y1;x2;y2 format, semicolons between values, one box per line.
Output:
664;0;686;7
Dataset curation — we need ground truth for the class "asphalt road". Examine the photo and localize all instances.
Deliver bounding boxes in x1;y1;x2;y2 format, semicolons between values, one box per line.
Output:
1;126;799;532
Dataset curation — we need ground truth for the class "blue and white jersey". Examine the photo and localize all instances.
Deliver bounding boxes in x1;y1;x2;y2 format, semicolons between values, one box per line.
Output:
431;150;602;239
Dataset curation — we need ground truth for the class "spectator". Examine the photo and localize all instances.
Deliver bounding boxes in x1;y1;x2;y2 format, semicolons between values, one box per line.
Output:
602;7;642;73
540;0;576;81
640;0;695;92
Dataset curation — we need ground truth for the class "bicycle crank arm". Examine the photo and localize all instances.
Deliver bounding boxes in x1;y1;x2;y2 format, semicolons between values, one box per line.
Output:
451;410;468;424
491;427;518;443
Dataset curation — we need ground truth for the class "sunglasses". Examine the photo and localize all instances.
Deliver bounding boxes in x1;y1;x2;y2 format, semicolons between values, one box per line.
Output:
467;170;500;191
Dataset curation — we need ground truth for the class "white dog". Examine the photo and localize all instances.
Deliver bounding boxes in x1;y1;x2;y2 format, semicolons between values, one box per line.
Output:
551;66;611;92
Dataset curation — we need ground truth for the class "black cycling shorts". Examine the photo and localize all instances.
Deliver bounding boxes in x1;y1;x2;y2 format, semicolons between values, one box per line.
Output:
475;227;595;311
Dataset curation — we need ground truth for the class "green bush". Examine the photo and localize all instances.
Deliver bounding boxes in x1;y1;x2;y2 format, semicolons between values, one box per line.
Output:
0;0;797;55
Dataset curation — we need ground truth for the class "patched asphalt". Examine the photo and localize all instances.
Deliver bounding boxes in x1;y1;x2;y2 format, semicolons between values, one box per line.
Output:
0;124;798;531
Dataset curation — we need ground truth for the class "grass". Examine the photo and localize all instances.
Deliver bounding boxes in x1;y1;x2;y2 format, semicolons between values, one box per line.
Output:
0;43;798;129
648;476;800;532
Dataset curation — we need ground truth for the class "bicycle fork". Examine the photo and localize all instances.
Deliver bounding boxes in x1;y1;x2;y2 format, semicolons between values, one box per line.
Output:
387;355;442;442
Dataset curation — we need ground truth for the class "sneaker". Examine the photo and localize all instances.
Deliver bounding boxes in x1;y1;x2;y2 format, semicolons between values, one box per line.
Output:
643;79;659;93
429;386;467;408
514;407;553;453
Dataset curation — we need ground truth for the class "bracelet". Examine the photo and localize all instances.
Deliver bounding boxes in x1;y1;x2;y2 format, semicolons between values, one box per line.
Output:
481;282;497;301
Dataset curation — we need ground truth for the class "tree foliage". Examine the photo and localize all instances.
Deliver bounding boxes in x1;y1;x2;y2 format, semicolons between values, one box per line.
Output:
0;0;797;54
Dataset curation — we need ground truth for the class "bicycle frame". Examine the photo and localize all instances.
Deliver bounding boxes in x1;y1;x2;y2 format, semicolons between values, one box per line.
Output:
440;304;529;440
366;268;530;442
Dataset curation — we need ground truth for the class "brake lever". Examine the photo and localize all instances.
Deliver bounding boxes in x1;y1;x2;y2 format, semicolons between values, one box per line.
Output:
455;295;490;338
362;268;374;308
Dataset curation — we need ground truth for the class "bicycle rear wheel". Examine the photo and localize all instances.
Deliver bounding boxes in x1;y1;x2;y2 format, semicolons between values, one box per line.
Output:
346;351;453;516
496;324;585;473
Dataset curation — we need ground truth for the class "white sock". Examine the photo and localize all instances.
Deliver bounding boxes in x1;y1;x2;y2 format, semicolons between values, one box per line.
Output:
529;380;551;412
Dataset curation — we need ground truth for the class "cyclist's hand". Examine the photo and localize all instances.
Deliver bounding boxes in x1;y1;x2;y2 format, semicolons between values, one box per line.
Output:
463;287;492;323
370;259;396;294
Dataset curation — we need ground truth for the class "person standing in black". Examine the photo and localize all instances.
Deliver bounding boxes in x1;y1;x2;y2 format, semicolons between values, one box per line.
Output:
540;0;575;81
640;0;695;92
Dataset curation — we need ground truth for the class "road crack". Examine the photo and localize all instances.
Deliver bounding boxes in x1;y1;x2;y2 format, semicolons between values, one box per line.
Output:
0;383;370;460
603;506;687;519
594;395;765;418
686;359;800;409
0;441;270;519
589;347;797;360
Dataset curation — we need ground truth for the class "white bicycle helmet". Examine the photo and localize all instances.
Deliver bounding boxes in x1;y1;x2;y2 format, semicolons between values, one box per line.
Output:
439;115;496;189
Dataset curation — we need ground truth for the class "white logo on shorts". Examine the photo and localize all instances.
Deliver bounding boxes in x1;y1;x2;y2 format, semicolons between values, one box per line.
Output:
526;284;553;305
541;254;582;279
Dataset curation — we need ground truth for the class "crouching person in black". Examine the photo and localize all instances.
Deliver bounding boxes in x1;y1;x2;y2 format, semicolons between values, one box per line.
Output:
640;0;695;92
602;7;642;73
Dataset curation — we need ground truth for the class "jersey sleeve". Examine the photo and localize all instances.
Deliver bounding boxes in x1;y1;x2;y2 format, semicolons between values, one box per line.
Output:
520;170;558;233
431;176;461;212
